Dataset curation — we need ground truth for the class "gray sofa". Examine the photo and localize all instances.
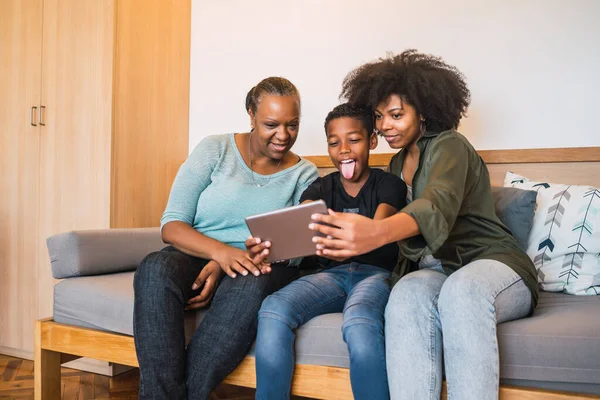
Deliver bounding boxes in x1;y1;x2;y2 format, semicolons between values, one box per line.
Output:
47;228;600;397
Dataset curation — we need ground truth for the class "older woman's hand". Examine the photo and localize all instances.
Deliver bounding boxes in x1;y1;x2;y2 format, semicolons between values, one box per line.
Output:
309;210;385;259
245;236;273;274
245;236;271;264
213;245;262;278
186;260;223;310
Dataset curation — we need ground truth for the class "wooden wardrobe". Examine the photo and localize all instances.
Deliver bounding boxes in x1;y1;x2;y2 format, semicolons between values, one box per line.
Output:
0;0;190;361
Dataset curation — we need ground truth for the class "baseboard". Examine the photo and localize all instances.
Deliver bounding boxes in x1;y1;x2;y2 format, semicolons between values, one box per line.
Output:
0;346;133;377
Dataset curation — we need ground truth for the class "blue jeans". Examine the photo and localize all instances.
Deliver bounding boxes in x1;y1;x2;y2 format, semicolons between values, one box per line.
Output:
255;263;392;400
385;259;533;400
133;246;299;400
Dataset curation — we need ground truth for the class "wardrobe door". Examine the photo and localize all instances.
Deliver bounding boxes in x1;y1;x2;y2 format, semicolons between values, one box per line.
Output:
111;0;191;228
37;0;115;323
0;0;43;352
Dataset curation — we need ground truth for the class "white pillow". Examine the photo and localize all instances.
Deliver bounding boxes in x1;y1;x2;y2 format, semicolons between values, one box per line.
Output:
505;171;600;295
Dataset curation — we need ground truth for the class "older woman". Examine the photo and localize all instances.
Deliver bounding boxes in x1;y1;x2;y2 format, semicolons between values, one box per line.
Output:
310;50;537;400
133;77;318;400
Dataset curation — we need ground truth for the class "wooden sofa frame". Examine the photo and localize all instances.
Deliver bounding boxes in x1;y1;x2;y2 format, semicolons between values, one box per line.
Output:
35;147;600;400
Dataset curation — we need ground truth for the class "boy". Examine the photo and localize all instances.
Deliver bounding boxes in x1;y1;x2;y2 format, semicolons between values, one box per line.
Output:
254;103;407;400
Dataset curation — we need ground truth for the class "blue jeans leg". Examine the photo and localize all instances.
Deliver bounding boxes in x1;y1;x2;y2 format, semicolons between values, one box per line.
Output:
342;271;391;400
438;260;532;400
185;266;299;400
255;270;347;400
133;247;208;400
385;269;448;400
133;246;299;400
385;260;533;400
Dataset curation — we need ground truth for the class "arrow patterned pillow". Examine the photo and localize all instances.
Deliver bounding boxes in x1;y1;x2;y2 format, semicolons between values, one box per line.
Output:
505;171;600;295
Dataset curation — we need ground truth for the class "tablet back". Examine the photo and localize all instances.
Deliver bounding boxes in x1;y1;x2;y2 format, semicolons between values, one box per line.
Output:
245;200;328;263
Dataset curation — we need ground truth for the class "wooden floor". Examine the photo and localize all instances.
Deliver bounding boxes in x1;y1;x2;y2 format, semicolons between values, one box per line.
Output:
0;354;311;399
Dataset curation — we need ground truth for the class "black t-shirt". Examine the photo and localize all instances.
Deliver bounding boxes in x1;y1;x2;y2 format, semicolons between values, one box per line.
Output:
299;168;407;271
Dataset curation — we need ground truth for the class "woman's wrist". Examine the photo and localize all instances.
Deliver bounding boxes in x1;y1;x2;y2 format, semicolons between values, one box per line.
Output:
210;242;231;265
376;212;420;245
206;259;223;272
374;218;392;248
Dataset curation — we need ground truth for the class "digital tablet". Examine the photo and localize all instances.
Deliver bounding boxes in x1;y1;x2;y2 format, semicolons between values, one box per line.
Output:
245;200;328;263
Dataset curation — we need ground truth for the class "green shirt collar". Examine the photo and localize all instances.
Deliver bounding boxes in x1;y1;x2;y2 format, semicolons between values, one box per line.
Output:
394;130;441;166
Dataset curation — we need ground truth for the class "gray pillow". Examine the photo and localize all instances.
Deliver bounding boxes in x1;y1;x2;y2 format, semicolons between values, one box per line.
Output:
491;187;537;251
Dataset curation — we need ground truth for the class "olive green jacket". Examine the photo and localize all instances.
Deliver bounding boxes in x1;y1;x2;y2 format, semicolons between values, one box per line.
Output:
389;130;538;306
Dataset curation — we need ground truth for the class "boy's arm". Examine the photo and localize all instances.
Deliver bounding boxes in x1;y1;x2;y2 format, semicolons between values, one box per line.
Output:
372;171;407;220
373;171;403;217
374;203;398;220
299;176;323;204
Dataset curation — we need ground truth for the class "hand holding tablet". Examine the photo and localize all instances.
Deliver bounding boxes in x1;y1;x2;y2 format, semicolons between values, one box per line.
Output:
245;200;329;263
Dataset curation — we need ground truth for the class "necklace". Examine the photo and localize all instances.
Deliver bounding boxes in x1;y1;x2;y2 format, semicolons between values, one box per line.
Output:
248;134;282;187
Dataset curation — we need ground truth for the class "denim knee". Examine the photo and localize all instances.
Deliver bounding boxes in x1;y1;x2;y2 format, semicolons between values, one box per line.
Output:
134;250;190;295
345;323;383;356
256;316;291;353
385;276;424;322
342;302;385;357
385;270;446;322
343;303;384;333
258;294;300;330
437;268;498;317
438;262;523;318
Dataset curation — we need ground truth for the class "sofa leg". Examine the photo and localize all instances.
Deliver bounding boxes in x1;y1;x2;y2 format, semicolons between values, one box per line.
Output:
35;320;61;400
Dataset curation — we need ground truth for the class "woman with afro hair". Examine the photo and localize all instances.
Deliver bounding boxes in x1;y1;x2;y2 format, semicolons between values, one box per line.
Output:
309;50;537;399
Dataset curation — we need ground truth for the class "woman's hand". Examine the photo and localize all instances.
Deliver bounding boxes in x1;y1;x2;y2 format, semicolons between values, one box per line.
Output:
213;244;261;278
186;260;223;310
309;210;385;259
245;236;271;265
245;236;273;274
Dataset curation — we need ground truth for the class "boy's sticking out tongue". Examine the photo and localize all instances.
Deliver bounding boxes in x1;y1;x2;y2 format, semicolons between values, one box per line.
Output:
340;160;356;180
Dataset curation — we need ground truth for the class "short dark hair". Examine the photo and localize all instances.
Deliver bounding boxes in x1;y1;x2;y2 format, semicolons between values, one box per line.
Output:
324;103;374;136
246;77;300;115
340;49;470;132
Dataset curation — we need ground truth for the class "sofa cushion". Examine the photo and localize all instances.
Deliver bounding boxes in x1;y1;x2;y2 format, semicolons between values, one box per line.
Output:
505;171;600;295
498;291;600;384
53;272;350;367
55;273;600;384
47;228;164;279
491;186;537;251
53;272;205;343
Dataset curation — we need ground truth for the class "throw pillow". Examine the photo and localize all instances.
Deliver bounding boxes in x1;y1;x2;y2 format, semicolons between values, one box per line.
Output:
505;171;600;295
490;187;537;251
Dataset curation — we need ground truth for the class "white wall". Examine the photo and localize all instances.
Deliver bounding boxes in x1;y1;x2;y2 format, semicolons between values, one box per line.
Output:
189;0;600;155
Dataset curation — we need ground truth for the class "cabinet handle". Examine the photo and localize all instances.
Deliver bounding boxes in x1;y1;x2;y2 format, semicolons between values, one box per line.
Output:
31;106;38;126
39;105;46;126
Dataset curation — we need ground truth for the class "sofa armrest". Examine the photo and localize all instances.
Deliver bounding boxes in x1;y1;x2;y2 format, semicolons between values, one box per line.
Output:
47;228;165;279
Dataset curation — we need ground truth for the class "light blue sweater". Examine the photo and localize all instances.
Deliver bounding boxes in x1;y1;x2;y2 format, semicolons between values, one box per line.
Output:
161;133;319;250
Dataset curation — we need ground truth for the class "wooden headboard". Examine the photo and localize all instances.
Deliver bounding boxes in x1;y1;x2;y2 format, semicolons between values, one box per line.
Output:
304;147;600;188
